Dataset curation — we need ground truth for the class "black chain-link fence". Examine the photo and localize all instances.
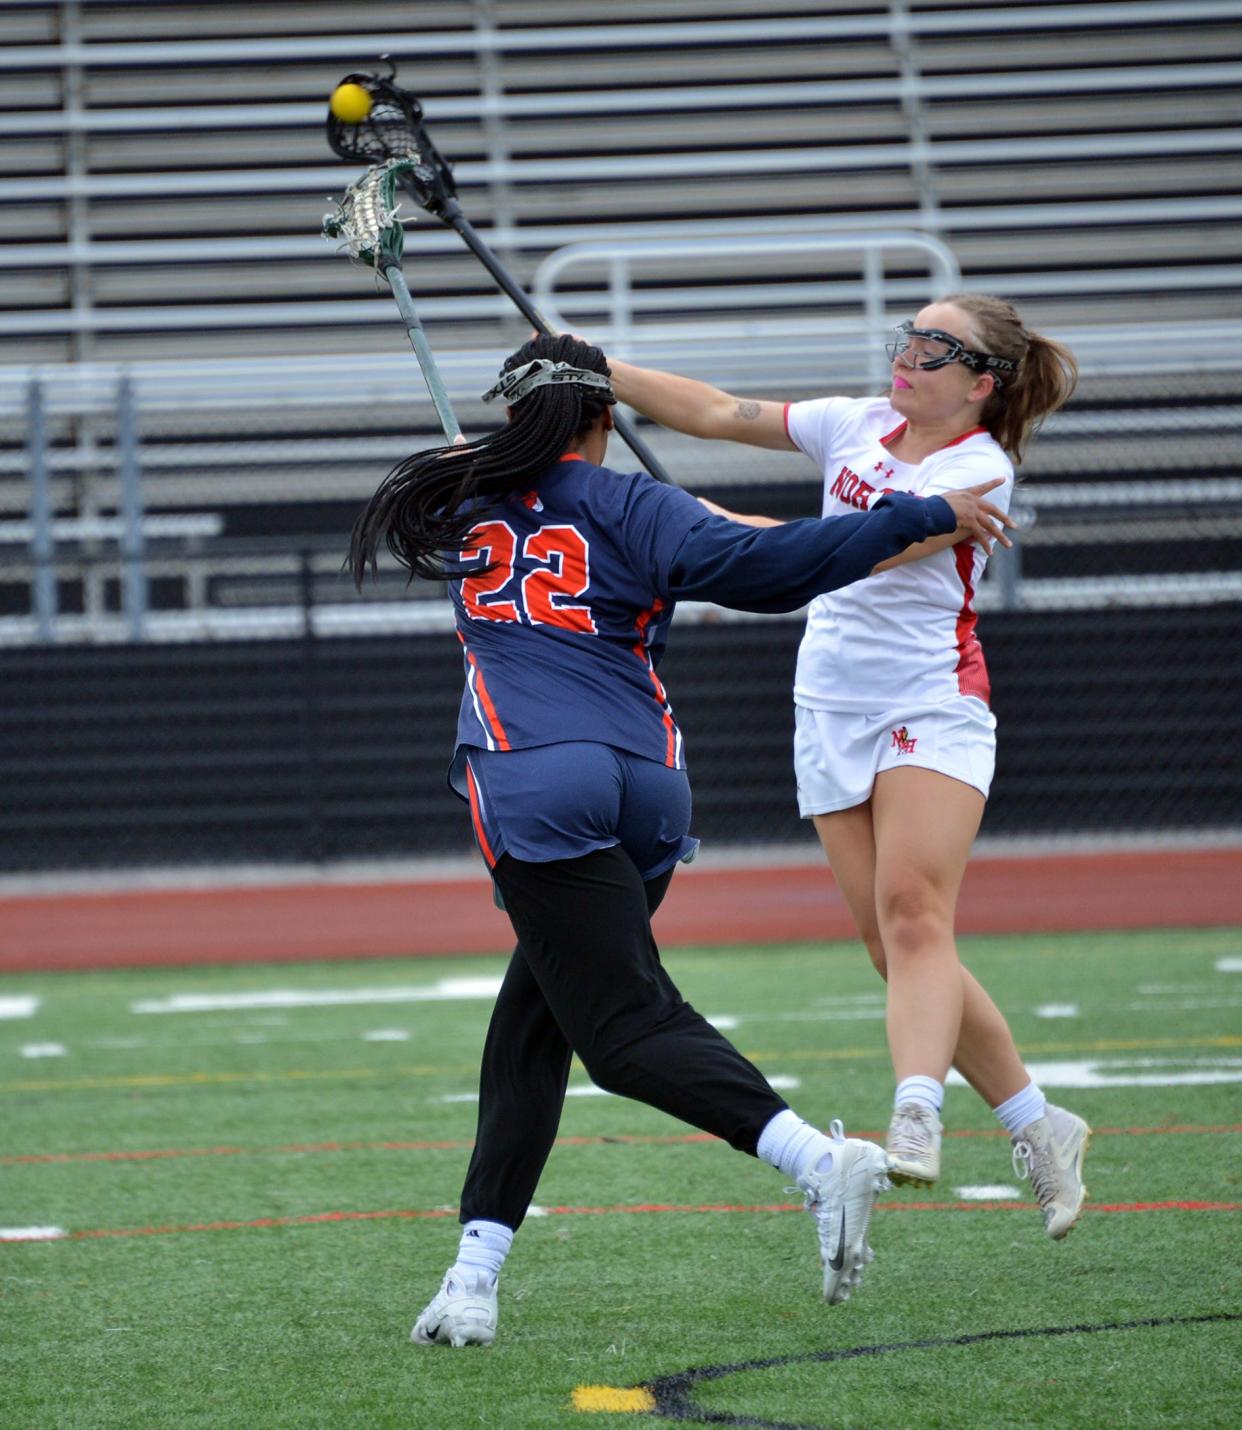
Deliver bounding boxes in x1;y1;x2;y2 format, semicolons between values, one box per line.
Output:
3;288;1240;875
2;606;1239;874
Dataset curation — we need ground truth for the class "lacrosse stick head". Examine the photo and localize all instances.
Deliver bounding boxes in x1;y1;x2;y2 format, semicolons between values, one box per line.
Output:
325;63;458;219
322;159;416;271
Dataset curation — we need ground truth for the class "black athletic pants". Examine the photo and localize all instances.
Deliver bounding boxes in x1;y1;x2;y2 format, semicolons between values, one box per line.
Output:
458;845;790;1231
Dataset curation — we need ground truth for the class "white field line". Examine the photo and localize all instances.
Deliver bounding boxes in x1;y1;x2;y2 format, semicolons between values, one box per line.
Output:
19;1043;66;1058
435;1087;616;1104
0;1227;66;1241
702;1007;886;1027
439;1073;798;1104
955;1186;1023;1200
1034;1004;1079;1018
131;976;503;1014
952;1056;1242;1090
1216;957;1242;972
92;1030;390;1051
0;996;40;1020
87;1027;439;1053
1140;981;1235;993
767;1008;885;1022
88;1029;425;1052
1125;997;1242;1011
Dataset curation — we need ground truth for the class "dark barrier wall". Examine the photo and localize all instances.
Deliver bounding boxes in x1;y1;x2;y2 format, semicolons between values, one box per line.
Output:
2;604;1240;873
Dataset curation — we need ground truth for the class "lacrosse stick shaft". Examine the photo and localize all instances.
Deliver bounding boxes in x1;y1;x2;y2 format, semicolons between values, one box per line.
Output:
410;188;673;486
381;260;463;444
327;82;669;479
452;212;672;485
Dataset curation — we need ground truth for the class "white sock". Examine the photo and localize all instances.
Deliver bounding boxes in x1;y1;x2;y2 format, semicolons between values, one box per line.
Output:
993;1081;1047;1138
449;1219;513;1285
757;1109;835;1181
894;1075;944;1115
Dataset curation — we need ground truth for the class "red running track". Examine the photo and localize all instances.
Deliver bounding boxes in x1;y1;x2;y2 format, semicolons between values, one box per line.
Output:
1;847;1239;973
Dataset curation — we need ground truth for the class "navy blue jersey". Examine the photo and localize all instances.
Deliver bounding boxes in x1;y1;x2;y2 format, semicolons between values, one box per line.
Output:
447;454;954;770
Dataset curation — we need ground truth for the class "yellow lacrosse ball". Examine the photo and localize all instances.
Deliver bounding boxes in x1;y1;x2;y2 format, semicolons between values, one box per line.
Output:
329;82;373;124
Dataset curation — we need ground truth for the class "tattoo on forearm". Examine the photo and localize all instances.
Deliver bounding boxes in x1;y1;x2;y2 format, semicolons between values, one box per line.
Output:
734;400;761;421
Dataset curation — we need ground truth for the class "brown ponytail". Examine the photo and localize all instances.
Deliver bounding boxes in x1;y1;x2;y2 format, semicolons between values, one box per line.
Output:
943;292;1079;465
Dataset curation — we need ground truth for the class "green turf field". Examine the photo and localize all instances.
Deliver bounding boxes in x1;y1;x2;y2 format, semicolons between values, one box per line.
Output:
2;926;1240;1428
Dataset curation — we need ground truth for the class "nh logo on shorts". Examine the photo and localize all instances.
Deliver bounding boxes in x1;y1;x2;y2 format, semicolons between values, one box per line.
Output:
891;725;918;755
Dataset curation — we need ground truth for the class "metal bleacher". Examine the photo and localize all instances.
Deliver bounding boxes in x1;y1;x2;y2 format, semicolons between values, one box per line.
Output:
1;0;1240;642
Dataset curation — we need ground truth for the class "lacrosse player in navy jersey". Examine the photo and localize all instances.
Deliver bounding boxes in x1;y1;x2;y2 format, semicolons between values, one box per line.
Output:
349;334;1012;1348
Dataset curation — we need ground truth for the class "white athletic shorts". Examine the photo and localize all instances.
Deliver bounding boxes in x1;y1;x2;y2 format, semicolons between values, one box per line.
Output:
794;697;997;816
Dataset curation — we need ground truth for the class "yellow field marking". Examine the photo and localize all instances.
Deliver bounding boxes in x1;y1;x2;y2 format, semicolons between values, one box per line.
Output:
0;1063;476;1095
3;1034;1238;1096
744;1033;1242;1062
571;1385;656;1414
1021;1034;1242;1055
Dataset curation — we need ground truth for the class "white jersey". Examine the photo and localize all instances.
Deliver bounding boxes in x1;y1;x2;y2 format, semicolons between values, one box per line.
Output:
785;395;1013;712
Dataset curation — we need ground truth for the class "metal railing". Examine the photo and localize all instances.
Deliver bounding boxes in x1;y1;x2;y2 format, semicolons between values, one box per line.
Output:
531;230;960;387
2;0;1239;360
4;457;1239;646
4;3;1237;71
2;2;1239;646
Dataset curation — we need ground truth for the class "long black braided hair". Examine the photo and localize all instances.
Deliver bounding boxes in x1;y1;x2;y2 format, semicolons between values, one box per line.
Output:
349;334;614;586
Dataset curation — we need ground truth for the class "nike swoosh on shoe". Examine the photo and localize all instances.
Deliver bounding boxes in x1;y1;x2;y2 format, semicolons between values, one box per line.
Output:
827;1209;847;1271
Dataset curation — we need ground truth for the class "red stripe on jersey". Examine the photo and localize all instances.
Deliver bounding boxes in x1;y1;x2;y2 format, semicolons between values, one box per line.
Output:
943;425;988;448
457;632;512;750
634;599;678;767
953;542;991;704
881;421;987;452
782;402;794;443
464;761;498;869
520;455;581;509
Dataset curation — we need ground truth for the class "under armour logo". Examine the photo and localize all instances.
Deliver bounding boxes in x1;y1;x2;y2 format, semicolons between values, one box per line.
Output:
874;462;894;480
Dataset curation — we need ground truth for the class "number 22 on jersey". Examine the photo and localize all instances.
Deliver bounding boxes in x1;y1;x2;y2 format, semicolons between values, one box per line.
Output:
460;519;597;634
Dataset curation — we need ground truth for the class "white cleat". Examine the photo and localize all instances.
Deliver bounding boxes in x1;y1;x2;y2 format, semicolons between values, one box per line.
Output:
885;1102;944;1188
411;1270;498;1348
797;1120;891;1304
1012;1104;1092;1240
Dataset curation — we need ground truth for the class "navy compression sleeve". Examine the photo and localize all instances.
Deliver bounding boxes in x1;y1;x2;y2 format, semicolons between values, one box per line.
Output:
665;491;956;612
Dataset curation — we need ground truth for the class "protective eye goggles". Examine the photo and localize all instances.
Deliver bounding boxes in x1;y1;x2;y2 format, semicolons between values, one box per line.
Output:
481;358;616;406
885;322;1017;388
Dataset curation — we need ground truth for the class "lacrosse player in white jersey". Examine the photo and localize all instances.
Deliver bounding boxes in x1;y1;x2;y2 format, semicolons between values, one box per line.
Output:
609;293;1092;1240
